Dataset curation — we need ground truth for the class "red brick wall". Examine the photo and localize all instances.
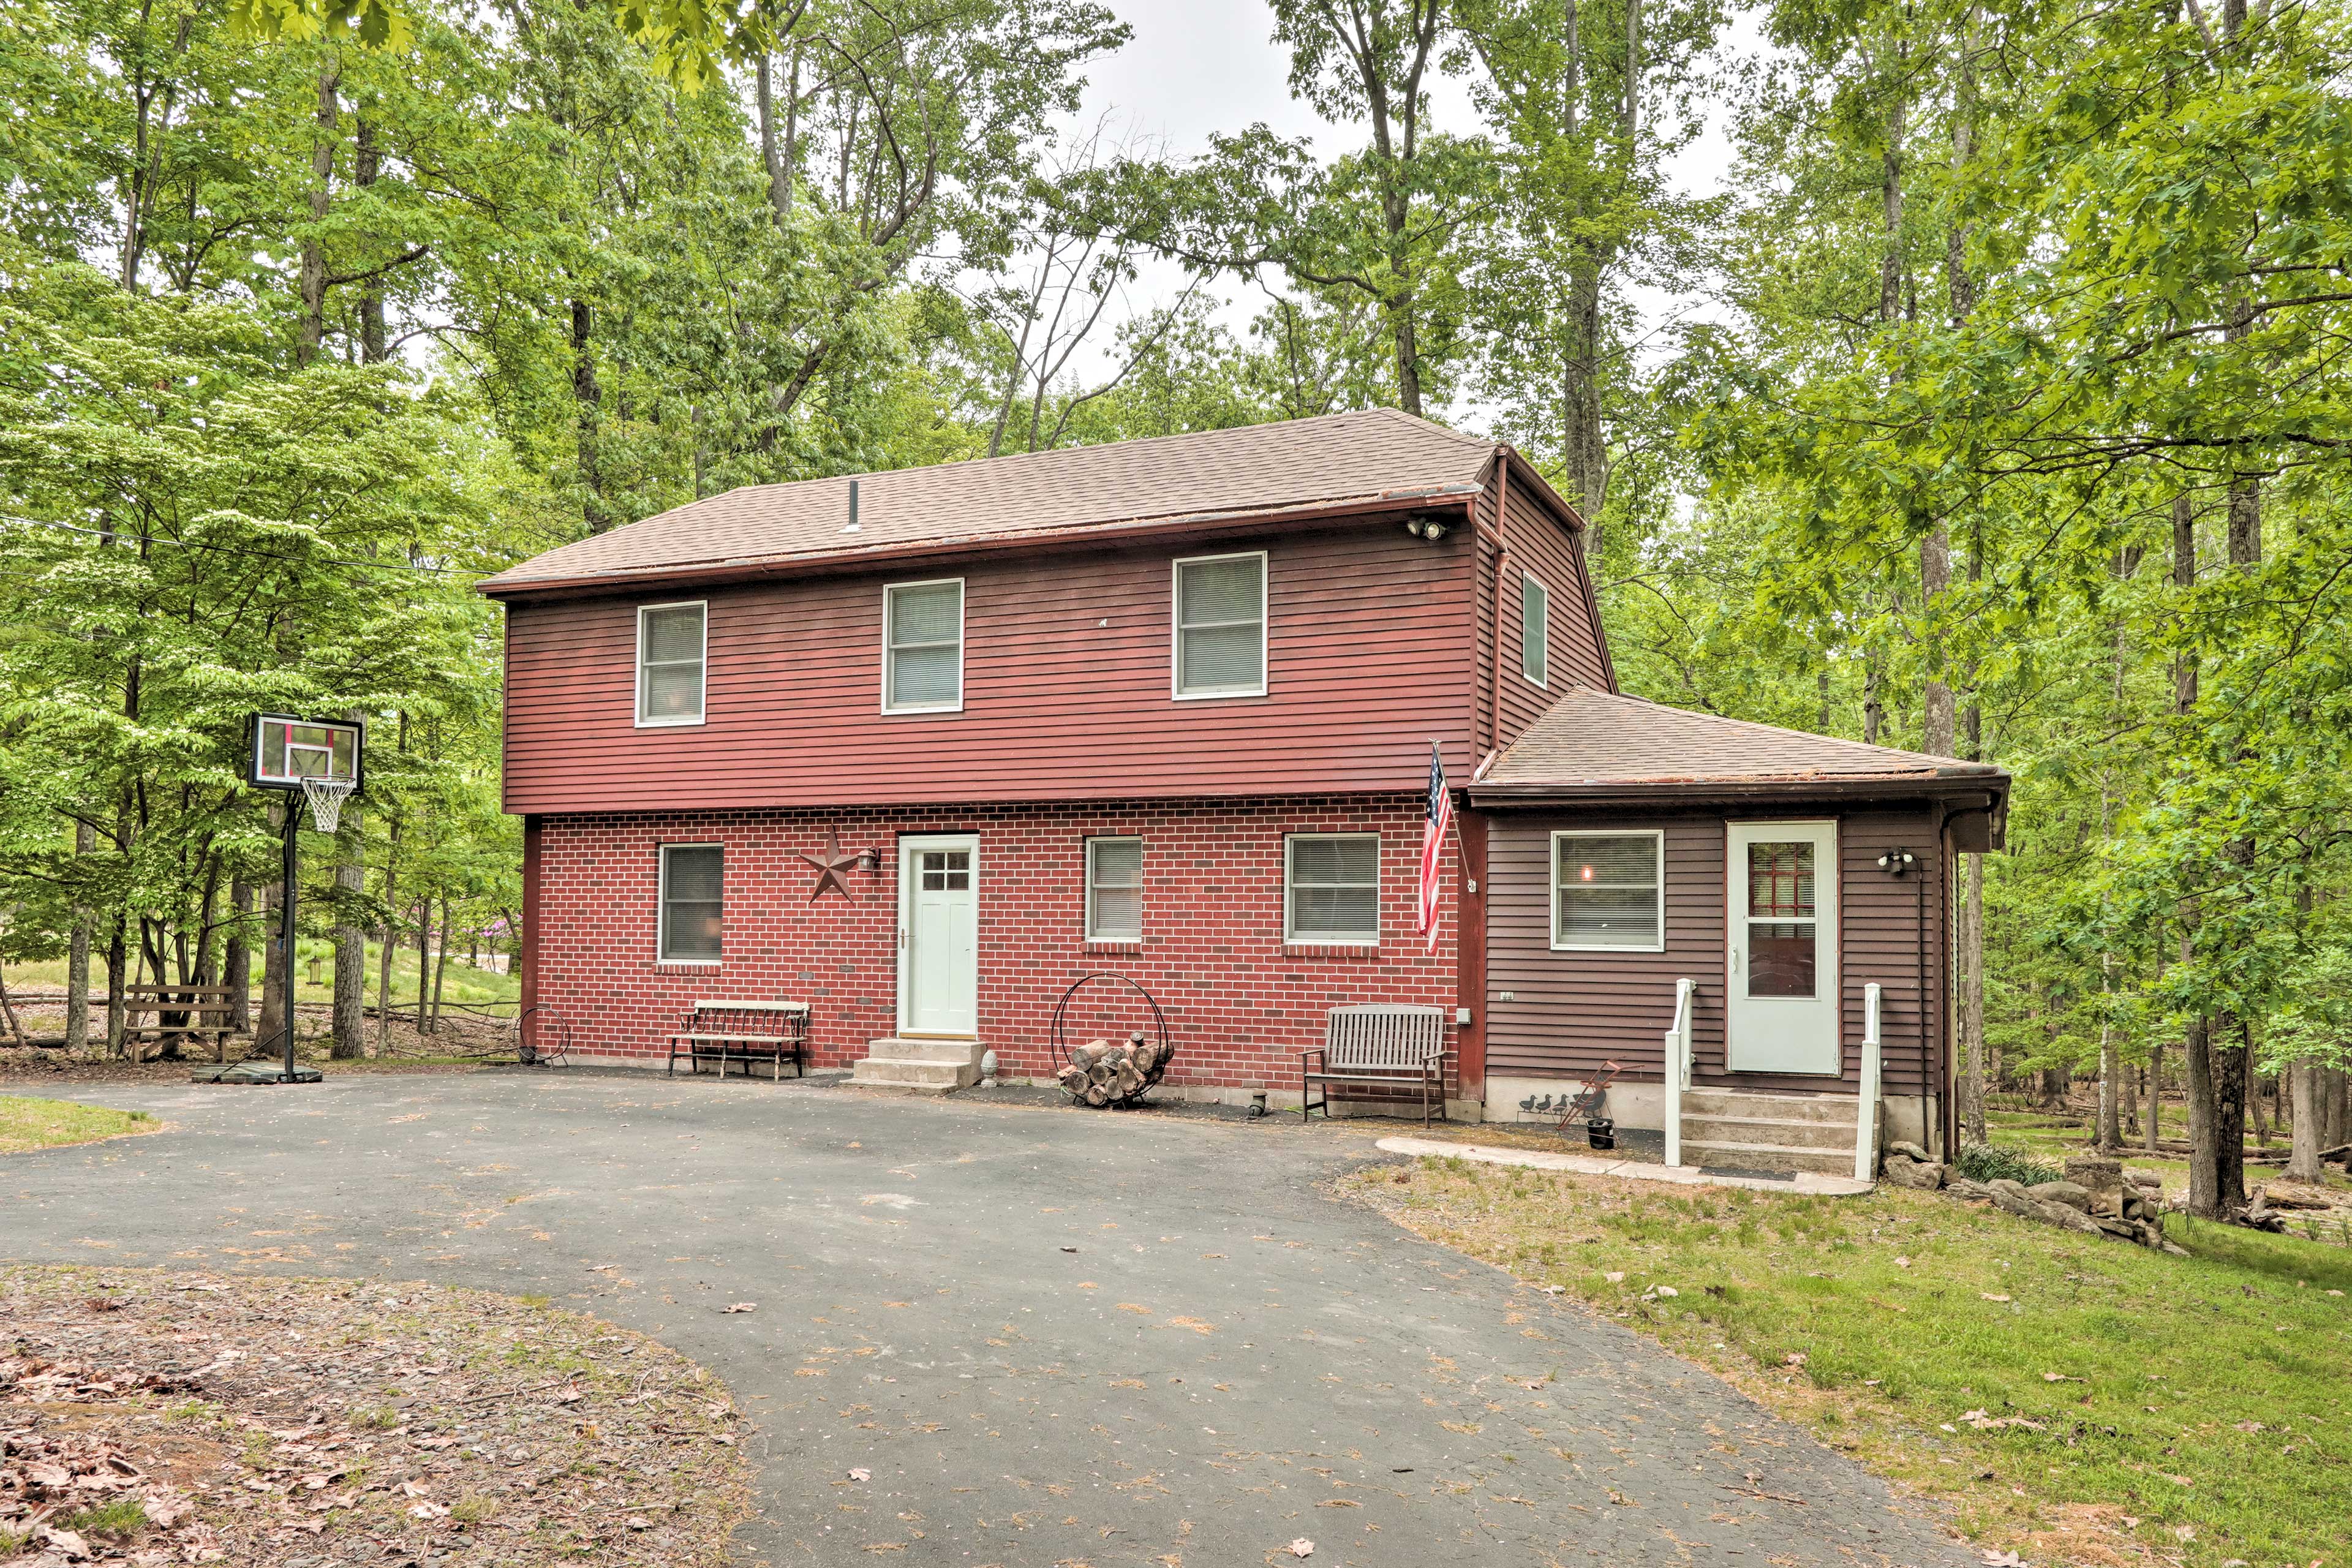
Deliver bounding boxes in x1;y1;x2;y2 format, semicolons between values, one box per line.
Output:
530;793;1462;1090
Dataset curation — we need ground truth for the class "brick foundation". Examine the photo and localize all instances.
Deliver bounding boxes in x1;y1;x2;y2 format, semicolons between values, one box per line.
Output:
528;794;1462;1093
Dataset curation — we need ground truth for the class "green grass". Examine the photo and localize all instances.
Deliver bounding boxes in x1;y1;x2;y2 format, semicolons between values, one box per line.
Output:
1352;1158;2352;1568
58;1498;147;1538
4;940;518;1012
0;1095;156;1153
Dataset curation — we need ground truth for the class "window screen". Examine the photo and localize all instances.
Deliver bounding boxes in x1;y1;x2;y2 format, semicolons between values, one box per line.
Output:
1175;554;1266;696
1520;573;1549;685
638;604;706;724
660;845;723;960
1287;834;1379;943
1086;837;1143;940
886;581;963;710
1554;833;1662;948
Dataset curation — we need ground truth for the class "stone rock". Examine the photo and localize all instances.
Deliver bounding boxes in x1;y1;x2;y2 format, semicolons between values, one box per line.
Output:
1882;1155;1944;1191
1943;1177;1995;1202
1986;1177;2032;1200
2125;1168;2164;1190
1887;1139;1934;1164
2027;1180;2094;1213
2034;1199;2105;1235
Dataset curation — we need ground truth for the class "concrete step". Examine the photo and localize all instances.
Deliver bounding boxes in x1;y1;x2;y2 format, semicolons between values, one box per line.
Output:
849;1058;975;1093
1680;1137;1856;1176
863;1036;982;1065
1683;1088;1860;1124
1681;1112;1858;1151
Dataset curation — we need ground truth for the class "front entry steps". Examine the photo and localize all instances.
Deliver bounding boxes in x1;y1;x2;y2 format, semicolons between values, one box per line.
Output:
1678;1087;1858;1175
850;1038;983;1095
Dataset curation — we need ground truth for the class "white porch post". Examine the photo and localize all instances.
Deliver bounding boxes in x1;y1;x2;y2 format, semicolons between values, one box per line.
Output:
1664;977;1694;1169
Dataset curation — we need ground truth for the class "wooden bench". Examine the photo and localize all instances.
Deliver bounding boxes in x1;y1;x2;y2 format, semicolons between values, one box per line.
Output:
1297;1004;1452;1128
665;1000;810;1081
124;984;241;1063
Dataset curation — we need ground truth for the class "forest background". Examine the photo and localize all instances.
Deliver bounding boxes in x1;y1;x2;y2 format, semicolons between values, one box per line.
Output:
2;0;2346;1217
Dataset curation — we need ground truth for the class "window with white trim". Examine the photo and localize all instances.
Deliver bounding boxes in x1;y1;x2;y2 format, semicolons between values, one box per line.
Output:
1551;831;1664;951
659;844;723;962
1285;833;1379;944
636;602;706;725
1520;571;1549;685
884;579;963;712
1173;551;1267;697
1085;837;1143;941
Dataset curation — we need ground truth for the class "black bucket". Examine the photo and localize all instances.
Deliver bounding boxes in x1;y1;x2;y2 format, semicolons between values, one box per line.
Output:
1586;1117;1616;1152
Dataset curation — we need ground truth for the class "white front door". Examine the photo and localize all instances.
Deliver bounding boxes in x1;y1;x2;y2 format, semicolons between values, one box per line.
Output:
898;835;978;1036
1725;821;1841;1074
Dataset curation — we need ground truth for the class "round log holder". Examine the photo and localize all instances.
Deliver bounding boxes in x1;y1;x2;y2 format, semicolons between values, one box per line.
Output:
1049;972;1173;1109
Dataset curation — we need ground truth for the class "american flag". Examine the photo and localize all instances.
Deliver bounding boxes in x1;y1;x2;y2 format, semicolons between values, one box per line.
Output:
1419;741;1453;951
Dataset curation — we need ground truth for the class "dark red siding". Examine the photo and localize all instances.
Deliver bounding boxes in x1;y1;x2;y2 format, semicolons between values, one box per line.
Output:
1485;804;1948;1098
504;522;1479;816
529;795;1464;1088
1469;463;1610;758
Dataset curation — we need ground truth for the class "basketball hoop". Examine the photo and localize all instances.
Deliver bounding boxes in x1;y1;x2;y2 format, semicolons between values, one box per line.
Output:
301;775;356;834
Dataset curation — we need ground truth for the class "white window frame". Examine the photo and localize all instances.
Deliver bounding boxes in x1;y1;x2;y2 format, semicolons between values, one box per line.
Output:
1550;829;1666;953
1520;570;1550;687
880;578;966;715
1170;549;1269;700
635;601;708;728
1283;832;1381;946
1084;835;1144;942
657;842;724;965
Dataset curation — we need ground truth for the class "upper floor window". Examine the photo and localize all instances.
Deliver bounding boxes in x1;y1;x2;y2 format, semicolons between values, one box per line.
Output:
1085;836;1143;941
659;843;723;961
1552;831;1664;951
1520;571;1550;686
884;579;964;713
637;602;707;726
1172;551;1267;698
1286;832;1379;944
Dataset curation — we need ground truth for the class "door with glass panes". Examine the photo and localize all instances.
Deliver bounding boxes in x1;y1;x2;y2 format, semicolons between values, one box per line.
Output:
897;835;978;1036
1724;822;1841;1074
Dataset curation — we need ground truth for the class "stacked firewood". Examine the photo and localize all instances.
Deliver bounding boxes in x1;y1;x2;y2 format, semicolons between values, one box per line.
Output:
1056;1032;1169;1107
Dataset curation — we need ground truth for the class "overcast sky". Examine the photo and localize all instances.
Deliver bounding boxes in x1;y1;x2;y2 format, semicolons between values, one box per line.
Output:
1050;0;1752;421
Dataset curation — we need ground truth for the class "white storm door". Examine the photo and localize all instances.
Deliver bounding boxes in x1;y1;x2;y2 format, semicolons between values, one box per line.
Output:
1725;821;1841;1074
898;835;978;1036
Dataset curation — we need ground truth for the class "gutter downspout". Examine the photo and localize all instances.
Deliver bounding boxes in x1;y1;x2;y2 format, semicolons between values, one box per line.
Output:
1491;452;1512;755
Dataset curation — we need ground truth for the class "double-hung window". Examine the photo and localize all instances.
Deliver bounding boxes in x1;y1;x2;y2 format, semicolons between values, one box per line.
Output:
883;579;964;712
1551;831;1664;951
1172;551;1267;698
636;602;707;725
659;844;723;962
1520;571;1550;685
1285;833;1379;944
1085;837;1143;941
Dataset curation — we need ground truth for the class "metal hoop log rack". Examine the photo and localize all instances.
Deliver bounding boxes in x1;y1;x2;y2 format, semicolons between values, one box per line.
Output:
1048;972;1174;1109
516;1003;571;1067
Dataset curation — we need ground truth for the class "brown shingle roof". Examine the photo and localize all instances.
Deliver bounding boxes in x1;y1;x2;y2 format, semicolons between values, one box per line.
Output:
480;408;1497;594
1474;687;2008;798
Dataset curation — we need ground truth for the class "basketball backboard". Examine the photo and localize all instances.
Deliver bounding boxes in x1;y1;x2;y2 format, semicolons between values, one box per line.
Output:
249;713;364;793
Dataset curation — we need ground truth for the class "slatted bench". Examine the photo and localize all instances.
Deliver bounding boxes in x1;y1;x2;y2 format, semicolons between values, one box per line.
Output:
665;1000;810;1081
124;984;241;1063
1297;1003;1452;1128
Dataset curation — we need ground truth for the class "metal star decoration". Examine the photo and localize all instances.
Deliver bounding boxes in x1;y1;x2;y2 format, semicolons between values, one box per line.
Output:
799;829;863;903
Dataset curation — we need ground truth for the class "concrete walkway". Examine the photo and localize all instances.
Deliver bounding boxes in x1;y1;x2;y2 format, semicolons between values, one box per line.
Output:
4;1070;1959;1566
1378;1136;1879;1196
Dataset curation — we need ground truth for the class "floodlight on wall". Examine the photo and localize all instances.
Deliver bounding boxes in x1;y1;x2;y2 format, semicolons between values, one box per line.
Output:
1876;847;1917;877
1404;517;1452;543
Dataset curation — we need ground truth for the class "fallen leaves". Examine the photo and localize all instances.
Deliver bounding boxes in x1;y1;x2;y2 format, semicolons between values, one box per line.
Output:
1286;1537;1314;1558
721;1302;758;1314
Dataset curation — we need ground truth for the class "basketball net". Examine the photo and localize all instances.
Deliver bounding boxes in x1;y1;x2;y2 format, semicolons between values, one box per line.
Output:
301;776;356;834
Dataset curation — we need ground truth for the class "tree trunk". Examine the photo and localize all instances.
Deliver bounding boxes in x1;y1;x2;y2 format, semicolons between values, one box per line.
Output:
64;820;94;1052
331;805;364;1059
429;897;453;1036
2285;1059;2323;1182
257;879;284;1059
415;895;433;1034
296;64;339;366
105;916;127;1058
225;880;252;1035
356;118;386;363
2097;1018;2120;1150
1921;527;1953;754
2144;1042;2162;1150
377;822;399;1054
571;300;608;531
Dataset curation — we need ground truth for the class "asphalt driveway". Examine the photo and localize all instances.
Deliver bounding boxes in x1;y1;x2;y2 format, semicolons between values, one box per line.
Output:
4;1069;1972;1566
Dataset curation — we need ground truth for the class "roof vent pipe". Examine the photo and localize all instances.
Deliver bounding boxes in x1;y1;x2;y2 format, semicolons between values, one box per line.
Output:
846;478;861;533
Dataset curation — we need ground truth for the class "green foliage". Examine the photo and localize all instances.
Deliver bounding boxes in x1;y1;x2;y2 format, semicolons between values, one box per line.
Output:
1951;1140;2064;1188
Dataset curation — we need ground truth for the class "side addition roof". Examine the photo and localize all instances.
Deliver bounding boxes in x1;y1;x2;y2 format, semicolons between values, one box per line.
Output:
480;408;1507;598
1471;686;2010;810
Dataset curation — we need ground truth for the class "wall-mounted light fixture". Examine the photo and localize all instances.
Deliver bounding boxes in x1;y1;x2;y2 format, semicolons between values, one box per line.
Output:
1404;517;1452;543
1875;847;1917;877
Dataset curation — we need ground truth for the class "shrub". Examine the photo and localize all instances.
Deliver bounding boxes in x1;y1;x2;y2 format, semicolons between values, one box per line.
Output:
1952;1140;2063;1187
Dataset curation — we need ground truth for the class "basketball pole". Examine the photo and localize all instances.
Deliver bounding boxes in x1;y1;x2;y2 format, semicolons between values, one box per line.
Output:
279;800;299;1082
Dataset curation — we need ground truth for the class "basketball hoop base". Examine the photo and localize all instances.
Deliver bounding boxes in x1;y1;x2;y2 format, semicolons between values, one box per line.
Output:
191;1061;323;1085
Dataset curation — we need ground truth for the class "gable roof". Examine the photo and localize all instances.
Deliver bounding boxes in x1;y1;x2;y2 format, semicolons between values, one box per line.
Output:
480;408;1507;597
1472;687;2008;802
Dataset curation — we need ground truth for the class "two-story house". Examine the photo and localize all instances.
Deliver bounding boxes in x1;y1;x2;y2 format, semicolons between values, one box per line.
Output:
481;409;2007;1169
